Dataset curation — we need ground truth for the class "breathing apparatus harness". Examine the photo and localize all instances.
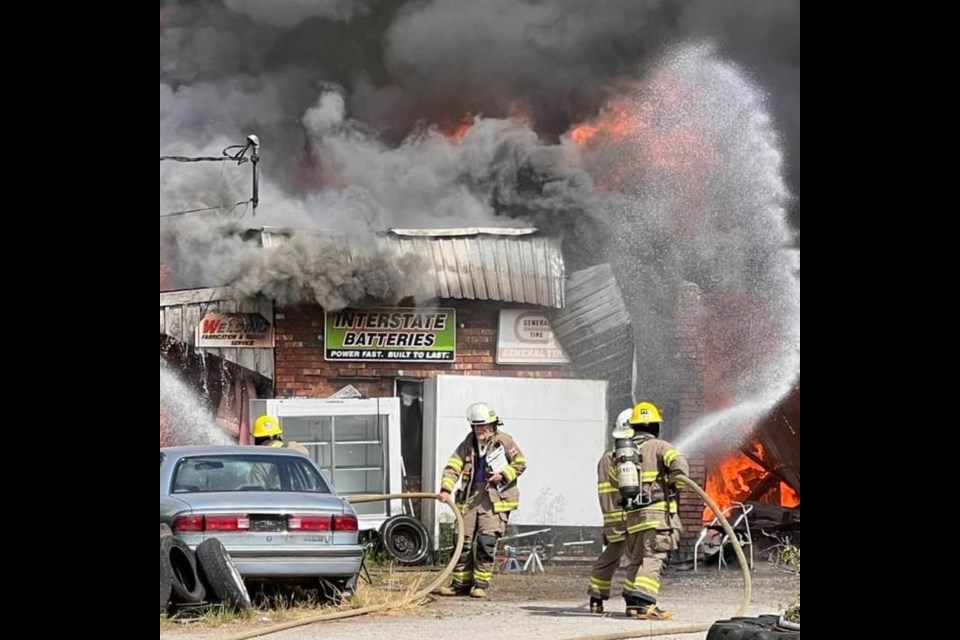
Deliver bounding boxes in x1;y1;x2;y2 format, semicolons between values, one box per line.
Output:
612;428;668;510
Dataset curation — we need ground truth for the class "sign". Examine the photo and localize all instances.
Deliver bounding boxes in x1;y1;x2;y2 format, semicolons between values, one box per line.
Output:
196;313;274;348
496;309;570;364
324;308;456;362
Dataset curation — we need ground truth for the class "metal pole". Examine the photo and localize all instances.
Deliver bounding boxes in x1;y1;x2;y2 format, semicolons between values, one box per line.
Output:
247;135;260;216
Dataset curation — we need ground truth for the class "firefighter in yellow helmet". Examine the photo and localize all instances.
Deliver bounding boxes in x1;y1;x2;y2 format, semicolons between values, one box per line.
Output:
587;408;634;613
435;402;527;598
249;415;309;487
251;415;308;452
614;401;689;620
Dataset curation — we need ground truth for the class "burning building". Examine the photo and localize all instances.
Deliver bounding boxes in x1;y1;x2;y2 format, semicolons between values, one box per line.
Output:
160;0;800;557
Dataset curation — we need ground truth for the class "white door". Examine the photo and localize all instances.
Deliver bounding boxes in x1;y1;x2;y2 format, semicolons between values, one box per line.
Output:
422;375;608;546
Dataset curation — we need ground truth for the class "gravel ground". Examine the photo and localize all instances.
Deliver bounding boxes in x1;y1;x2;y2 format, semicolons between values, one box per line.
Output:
161;562;799;640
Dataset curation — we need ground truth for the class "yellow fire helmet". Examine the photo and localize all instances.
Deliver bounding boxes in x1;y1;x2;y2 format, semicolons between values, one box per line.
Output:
253;415;282;438
629;402;663;426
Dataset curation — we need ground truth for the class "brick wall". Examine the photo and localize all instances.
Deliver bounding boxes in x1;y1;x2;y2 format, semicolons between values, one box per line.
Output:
675;282;708;558
274;300;574;398
273;294;710;556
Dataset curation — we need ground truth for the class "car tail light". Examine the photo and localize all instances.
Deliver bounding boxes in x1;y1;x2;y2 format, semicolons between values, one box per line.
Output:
333;514;358;531
172;514;249;533
288;515;331;531
173;515;204;533
205;514;250;531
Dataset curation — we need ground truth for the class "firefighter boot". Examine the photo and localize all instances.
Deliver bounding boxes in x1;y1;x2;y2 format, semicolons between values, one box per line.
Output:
625;595;673;620
589;597;604;614
469;587;487;598
436;585;467;597
633;604;674;620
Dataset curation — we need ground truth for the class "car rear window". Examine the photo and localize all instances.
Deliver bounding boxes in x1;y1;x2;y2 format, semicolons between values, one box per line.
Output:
172;455;332;494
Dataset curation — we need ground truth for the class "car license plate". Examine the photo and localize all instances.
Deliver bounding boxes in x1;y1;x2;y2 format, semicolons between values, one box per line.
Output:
250;516;286;532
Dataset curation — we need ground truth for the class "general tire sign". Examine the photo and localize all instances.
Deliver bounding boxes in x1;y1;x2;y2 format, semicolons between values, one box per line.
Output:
496;309;569;364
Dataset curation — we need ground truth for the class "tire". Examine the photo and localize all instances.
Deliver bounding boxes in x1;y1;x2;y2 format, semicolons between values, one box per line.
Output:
706;615;800;640
160;537;173;614
195;538;252;610
160;535;206;604
379;515;431;566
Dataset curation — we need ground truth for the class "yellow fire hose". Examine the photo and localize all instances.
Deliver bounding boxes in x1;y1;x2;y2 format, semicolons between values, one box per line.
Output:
208;476;750;640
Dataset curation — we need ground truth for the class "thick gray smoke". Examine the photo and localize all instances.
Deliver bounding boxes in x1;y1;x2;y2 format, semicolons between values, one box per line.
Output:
160;1;799;439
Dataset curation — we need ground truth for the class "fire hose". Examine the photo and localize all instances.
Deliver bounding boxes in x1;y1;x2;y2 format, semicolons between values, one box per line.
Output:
211;476;750;640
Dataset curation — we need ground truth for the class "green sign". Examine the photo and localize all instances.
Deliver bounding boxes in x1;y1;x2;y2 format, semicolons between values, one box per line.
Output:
325;308;457;362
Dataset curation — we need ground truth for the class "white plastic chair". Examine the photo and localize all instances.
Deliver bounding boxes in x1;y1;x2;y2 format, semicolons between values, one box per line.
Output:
693;502;754;572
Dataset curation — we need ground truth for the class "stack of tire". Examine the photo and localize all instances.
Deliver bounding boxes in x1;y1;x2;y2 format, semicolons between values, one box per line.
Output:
160;524;252;614
706;614;800;639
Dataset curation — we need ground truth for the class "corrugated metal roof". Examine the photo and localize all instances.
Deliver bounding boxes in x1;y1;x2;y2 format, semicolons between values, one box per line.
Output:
549;263;635;420
259;227;565;308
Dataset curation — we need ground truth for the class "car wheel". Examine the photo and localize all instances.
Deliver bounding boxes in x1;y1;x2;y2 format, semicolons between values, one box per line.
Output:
161;535;206;604
380;515;431;566
706;615;800;640
159;537;173;614
195;538;251;611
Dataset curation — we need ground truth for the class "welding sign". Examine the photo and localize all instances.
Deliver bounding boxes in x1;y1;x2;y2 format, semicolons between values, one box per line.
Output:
196;313;274;348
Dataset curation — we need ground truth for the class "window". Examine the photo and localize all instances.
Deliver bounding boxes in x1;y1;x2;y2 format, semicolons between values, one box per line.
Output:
171;455;331;494
282;414;387;516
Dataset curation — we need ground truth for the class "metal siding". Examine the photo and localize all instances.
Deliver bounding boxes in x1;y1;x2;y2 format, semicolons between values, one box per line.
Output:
160;288;274;380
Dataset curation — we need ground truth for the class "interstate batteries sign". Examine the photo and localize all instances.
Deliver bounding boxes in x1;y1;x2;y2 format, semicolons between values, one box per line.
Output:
324;308;456;362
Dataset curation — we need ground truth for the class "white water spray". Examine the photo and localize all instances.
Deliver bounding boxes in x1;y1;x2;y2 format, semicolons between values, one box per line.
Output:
584;44;799;449
160;358;233;446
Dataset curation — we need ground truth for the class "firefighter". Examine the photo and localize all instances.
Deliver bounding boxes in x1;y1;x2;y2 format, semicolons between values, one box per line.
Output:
586;408;634;613
618;401;689;620
435;402;527;598
249;415;309;487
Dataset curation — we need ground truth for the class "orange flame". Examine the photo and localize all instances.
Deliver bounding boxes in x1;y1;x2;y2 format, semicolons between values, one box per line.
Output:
703;450;765;520
567;98;642;149
440;113;476;143
781;483;800;507
703;442;799;520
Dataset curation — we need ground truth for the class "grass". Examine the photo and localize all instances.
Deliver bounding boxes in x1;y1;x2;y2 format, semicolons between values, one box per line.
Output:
785;597;800;624
160;569;436;634
772;538;800;625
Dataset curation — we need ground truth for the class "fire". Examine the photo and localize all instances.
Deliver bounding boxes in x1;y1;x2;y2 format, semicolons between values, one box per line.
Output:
703;445;800;521
160;263;169;291
703;450;765;520
781;483;800;507
440;113;476;143
567;98;642;148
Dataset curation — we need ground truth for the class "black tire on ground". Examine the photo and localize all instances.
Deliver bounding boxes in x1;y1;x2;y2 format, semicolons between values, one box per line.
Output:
706;615;800;640
160;535;206;604
379;515;431;565
195;538;252;610
160;523;172;538
160;537;173;614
